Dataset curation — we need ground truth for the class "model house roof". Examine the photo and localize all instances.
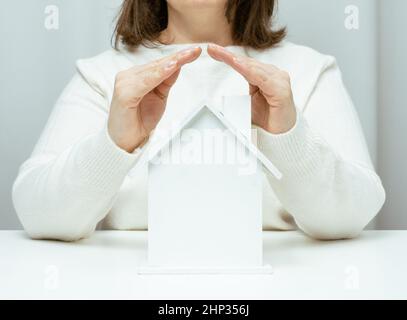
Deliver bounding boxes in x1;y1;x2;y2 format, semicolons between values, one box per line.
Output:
139;103;282;180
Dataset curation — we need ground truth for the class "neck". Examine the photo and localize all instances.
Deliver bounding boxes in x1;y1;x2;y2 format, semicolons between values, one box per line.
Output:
160;5;233;46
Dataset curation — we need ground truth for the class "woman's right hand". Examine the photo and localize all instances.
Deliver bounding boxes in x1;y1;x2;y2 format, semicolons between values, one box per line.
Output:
108;46;202;153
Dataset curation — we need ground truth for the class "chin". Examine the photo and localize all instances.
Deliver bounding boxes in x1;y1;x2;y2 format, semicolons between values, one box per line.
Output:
167;0;227;10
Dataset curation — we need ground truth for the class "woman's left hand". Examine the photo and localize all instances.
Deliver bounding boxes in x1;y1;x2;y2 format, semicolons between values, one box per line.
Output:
208;44;297;134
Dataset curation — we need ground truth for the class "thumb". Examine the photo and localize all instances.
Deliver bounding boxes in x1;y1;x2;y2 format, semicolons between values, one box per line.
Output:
154;68;181;100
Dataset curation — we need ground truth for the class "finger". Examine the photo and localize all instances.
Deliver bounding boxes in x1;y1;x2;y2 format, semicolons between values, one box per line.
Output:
131;47;200;98
207;44;275;88
207;45;262;96
150;47;201;99
175;46;202;67
207;43;239;67
154;68;181;100
154;46;202;68
126;46;201;99
131;46;202;76
207;44;259;83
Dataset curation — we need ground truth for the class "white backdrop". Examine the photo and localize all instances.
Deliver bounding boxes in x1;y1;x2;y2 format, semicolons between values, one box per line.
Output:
0;0;404;229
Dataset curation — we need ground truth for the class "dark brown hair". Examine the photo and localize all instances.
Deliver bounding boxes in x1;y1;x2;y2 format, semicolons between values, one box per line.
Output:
114;0;286;50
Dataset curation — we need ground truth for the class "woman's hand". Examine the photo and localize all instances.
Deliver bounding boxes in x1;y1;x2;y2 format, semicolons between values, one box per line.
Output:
108;46;202;153
208;44;296;134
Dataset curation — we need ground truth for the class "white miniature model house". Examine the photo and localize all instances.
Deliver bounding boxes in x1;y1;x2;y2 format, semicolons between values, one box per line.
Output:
139;96;282;274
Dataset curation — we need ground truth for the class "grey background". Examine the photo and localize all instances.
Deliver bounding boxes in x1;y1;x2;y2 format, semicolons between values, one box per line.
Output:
0;0;405;229
377;0;407;229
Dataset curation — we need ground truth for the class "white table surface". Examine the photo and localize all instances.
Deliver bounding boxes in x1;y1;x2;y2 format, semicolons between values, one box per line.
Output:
0;230;406;299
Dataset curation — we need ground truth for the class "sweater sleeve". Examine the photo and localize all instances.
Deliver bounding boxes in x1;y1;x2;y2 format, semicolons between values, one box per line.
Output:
257;58;385;240
12;71;141;241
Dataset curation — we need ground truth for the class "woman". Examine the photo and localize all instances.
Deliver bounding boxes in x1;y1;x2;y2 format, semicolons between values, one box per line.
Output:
12;0;385;241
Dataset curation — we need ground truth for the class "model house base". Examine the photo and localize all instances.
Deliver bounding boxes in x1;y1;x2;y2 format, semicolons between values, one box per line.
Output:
137;265;274;275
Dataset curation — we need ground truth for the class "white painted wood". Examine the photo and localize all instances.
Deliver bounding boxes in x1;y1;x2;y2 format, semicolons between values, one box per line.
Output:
220;95;251;138
138;100;282;180
145;97;283;270
137;265;273;275
148;109;263;268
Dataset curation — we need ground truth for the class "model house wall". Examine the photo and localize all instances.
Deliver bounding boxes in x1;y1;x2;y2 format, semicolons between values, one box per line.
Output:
148;106;264;268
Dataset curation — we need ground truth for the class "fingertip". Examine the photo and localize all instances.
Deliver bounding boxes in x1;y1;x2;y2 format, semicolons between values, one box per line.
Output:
192;46;203;59
207;43;215;55
195;46;203;54
207;43;215;52
207;44;223;62
208;43;223;51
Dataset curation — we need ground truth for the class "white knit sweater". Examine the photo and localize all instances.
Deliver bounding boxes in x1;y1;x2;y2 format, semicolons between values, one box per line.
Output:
12;41;385;241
